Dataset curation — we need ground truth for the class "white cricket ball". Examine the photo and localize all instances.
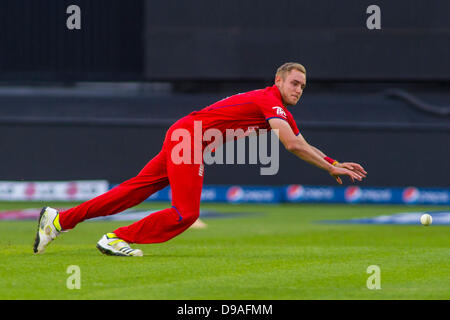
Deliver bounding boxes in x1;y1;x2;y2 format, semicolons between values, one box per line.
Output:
420;213;432;226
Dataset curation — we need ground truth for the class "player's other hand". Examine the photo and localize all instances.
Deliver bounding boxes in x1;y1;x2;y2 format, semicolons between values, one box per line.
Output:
335;162;367;178
329;166;365;185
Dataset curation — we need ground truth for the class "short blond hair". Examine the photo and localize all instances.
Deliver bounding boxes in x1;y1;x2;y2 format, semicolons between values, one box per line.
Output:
276;62;306;79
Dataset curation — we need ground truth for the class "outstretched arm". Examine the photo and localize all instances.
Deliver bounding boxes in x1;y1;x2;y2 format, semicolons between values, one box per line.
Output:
268;118;366;184
310;145;326;158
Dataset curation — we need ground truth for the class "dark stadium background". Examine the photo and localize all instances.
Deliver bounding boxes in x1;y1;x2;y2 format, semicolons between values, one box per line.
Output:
0;0;449;188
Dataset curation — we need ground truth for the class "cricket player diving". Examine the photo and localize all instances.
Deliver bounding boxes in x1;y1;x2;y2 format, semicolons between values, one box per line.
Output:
34;62;367;257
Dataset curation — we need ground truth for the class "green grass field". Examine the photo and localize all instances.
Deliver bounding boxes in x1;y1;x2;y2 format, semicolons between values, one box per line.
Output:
0;201;449;300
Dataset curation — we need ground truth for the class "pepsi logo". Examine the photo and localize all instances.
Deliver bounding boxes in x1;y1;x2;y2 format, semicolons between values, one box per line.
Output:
402;187;419;203
345;186;362;202
286;185;304;200
66;182;78;198
226;186;244;202
24;183;36;198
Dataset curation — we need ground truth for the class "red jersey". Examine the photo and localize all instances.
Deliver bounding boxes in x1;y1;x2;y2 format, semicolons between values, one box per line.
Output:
189;85;300;141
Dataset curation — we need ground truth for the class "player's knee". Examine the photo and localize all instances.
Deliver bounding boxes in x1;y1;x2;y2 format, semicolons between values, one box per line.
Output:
177;208;199;225
185;211;200;225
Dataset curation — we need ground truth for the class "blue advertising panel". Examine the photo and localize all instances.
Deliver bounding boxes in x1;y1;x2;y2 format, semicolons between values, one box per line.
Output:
109;184;450;205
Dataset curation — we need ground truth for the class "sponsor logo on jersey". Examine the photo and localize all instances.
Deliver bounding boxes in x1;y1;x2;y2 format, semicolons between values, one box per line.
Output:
272;106;287;118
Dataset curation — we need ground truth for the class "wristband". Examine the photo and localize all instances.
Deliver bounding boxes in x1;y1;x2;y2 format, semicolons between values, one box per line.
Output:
324;156;339;166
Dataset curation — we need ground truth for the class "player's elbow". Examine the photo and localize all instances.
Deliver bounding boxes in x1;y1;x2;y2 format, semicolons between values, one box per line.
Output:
285;141;304;154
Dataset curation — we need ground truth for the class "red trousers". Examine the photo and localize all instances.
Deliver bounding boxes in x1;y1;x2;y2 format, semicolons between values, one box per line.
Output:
58;116;204;244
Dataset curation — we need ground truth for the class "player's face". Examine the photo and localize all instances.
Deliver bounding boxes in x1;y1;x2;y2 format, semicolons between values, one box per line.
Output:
276;70;306;106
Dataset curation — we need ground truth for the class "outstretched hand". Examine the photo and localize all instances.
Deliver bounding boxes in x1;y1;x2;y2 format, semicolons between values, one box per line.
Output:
329;162;367;184
335;162;367;178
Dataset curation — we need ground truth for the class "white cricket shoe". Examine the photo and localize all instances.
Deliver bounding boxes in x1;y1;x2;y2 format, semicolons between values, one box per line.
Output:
33;207;62;254
190;218;207;229
96;233;143;257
